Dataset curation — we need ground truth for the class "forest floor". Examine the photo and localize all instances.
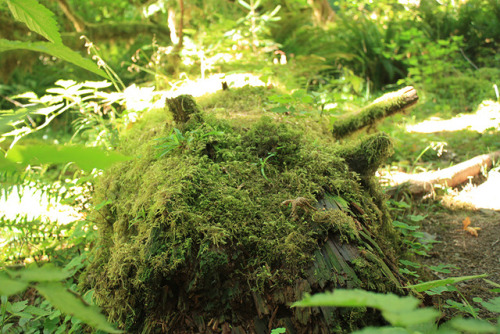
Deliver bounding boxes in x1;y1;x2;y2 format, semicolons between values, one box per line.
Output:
413;172;500;321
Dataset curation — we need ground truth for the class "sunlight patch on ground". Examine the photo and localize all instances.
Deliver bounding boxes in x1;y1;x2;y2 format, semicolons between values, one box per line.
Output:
445;170;500;211
406;101;500;133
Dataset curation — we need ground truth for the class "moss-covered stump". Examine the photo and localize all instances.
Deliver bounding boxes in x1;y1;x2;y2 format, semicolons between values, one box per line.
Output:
82;96;406;333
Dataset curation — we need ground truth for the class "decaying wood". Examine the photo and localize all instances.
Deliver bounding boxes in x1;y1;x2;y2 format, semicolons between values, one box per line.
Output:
386;150;500;196
166;94;201;124
332;86;418;139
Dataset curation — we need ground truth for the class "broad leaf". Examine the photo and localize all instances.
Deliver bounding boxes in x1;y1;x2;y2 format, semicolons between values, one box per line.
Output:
7;300;28;313
446;317;497;333
0;272;29;296
352;327;409;334
6;144;132;172
6;263;71;282
36;282;122;333
0;154;20;172
0;39;108;79
6;0;62;44
382;308;440;327
480;297;500;313
292;289;420;313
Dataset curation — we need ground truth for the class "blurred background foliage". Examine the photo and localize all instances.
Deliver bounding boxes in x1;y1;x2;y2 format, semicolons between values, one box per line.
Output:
0;0;496;98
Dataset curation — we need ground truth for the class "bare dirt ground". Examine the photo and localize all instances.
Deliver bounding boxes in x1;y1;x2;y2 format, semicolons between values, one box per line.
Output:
416;172;500;321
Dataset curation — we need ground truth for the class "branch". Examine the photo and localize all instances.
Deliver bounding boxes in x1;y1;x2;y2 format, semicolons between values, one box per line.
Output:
53;0;86;32
332;86;418;139
386;151;500;196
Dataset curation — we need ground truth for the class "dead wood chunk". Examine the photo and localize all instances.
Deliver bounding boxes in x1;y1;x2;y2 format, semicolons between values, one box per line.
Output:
166;94;201;124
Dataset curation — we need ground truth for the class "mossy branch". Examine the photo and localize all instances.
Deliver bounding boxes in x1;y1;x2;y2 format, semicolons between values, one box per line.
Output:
332;86;418;139
339;133;394;177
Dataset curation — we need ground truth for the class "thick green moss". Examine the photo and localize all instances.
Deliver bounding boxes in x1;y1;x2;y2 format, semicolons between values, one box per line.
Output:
81;101;402;332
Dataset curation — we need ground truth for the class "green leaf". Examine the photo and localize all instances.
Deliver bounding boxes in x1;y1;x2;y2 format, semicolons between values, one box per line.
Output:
351;327;409;334
399;260;421;268
408;215;425;222
424;286;451;295
6;144;132;172
484;279;500;288
238;0;252;10
0;154;20;172
24;305;52;317
292;289;420;313
480;297;500;313
392;221;419;231
6;0;62;44
446;317;497;333
95;199;113;210
0;272;29;296
270;328;286;334
407;274;488;292
270;106;290;113
0;108;30;133
0;39;108;79
427;264;458;274
36;282;122;333
1;323;14;332
7;300;28;313
382;308;440;327
6;263;71;282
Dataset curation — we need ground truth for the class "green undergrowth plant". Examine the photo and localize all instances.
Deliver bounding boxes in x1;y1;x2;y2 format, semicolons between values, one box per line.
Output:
267;89;315;116
293;286;499;334
154;126;224;158
0;264;121;333
1;79;131;150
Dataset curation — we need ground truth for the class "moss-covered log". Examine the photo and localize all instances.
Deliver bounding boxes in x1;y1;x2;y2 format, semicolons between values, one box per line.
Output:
81;91;408;333
332;86;418;139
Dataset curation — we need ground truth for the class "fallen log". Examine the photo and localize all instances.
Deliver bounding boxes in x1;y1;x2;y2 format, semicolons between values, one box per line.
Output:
81;91;409;333
385;151;500;197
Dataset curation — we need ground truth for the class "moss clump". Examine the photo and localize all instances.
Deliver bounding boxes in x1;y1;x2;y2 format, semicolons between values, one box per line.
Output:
81;103;402;332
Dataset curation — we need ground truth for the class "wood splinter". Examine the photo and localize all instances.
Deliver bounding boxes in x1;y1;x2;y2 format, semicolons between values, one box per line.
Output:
281;197;317;221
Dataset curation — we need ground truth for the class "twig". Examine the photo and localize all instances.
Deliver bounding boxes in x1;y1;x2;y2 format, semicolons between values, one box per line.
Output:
460;48;479;70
